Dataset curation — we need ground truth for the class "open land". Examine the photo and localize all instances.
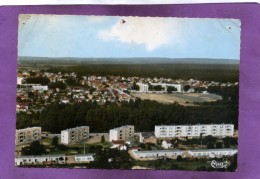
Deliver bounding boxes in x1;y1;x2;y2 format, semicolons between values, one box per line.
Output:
132;93;222;106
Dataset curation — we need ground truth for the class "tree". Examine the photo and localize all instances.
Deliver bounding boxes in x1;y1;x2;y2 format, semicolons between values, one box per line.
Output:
167;86;177;94
21;141;46;155
183;85;191;92
216;142;223;148
177;155;183;161
132;82;140;91
59;157;64;161
101;135;105;143
49;81;67;90
52;136;59;146
207;142;215;149
25;77;50;85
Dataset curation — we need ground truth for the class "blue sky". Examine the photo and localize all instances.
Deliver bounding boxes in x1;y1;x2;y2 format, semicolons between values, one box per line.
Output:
18;15;241;60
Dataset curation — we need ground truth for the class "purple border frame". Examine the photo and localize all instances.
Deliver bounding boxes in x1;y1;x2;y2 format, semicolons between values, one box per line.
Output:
0;3;260;179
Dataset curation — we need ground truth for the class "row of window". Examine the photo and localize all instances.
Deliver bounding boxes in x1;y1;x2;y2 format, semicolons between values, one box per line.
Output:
159;126;232;130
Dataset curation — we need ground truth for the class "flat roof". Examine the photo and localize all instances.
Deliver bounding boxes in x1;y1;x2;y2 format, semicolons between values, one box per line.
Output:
155;124;234;127
61;126;89;132
75;153;95;157
188;148;238;153
16;154;65;159
16;127;41;131
110;125;134;130
133;150;181;154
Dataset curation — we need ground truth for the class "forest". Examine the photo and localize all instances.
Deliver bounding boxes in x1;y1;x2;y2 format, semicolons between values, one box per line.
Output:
17;85;238;133
32;63;240;83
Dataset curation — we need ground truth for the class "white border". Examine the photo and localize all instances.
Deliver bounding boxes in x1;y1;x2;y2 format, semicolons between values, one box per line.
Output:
0;0;258;6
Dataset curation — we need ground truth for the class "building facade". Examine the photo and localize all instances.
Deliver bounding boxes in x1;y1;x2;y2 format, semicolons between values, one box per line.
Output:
150;83;182;92
155;124;234;138
188;148;238;158
15;154;65;166
136;83;149;92
109;125;135;141
61;126;89;145
16;127;41;145
131;149;183;159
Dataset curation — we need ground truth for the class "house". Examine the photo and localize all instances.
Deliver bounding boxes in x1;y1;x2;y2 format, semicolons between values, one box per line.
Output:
61;126;89;145
110;140;128;151
109;125;134;141
15;154;66;166
74;154;95;163
139;132;156;143
32;85;48;91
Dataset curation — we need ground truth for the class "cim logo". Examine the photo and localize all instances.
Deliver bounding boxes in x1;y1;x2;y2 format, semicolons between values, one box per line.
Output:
209;160;229;168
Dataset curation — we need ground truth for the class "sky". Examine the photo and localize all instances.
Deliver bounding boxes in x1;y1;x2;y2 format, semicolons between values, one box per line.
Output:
18;14;241;60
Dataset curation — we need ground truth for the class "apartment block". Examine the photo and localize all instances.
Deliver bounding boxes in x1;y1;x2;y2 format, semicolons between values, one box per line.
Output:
155;124;234;138
16;127;41;145
109;125;134;141
61;126;89;145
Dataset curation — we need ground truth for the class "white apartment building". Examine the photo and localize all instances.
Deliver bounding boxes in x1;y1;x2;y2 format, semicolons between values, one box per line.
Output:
150;83;182;92
136;83;149;92
61;126;89;145
15;154;65;166
74;154;95;163
136;83;182;93
188;148;238;158
155;124;234;138
16;127;41;145
131;149;183;159
109;125;134;141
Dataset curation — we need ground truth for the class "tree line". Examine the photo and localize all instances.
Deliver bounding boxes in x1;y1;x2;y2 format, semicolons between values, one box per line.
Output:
46;63;239;83
17;95;238;133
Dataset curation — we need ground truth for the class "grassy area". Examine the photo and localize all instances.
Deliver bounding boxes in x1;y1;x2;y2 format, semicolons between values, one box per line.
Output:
40;137;53;145
134;159;210;170
40;139;113;155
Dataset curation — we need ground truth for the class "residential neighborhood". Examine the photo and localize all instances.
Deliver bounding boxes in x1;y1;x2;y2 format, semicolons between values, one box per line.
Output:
16;69;239;114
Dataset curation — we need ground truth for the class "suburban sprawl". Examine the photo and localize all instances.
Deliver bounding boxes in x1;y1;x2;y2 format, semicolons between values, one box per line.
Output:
16;62;239;171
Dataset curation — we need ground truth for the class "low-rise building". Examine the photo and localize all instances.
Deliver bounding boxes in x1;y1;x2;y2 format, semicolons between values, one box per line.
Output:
61;126;89;145
131;150;183;159
15;154;66;166
32;85;48;91
16;127;41;145
109;125;134;141
188;148;238;158
155;124;234;138
74;154;95;163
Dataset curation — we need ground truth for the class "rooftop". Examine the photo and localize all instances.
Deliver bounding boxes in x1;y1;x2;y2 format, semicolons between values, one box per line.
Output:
188;148;238;153
133;150;181;154
16;154;65;159
75;153;95;157
61;126;89;132
155;124;234;127
110;125;134;130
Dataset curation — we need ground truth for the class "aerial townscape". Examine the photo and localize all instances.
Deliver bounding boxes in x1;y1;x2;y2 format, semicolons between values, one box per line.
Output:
16;15;240;171
16;64;239;171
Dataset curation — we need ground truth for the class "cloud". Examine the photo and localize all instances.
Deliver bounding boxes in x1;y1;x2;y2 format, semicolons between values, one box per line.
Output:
98;17;180;51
